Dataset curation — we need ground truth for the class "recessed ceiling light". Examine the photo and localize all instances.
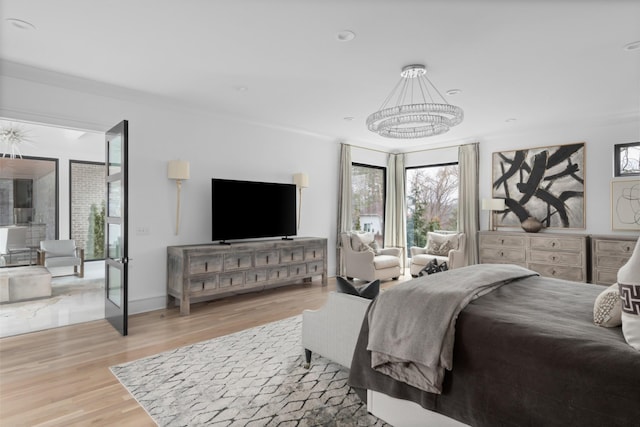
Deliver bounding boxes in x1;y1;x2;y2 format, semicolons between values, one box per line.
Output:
5;18;36;31
234;86;248;92
505;118;517;123
336;30;356;42
446;89;462;96
623;41;640;52
343;116;355;121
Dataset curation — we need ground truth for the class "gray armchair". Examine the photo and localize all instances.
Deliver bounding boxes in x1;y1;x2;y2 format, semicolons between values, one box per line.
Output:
38;240;85;278
340;231;402;282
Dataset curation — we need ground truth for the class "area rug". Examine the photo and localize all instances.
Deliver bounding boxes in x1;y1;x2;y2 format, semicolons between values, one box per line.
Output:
110;316;387;426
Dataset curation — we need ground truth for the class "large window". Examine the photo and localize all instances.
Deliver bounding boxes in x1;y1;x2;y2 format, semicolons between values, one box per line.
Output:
351;163;386;246
406;163;458;251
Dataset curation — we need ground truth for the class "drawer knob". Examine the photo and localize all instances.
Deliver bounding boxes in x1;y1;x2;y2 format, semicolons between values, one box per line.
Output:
552;256;557;261
551;270;556;276
501;239;504;244
500;251;504;257
626;246;631;252
551;242;556;247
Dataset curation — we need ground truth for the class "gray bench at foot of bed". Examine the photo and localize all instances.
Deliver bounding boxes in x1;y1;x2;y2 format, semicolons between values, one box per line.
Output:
0;266;52;303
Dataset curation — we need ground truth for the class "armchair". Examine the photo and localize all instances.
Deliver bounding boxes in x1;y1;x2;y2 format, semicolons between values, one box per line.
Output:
38;240;85;278
0;226;30;266
340;231;402;282
409;231;467;277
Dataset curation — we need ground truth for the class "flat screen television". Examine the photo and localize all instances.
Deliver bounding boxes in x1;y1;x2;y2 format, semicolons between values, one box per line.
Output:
211;178;297;241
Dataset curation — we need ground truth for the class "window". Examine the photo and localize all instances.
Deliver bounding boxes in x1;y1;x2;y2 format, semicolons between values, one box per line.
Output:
351;163;385;246
406;163;459;251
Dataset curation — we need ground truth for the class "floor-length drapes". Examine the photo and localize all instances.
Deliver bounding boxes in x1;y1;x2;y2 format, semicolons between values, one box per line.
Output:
384;153;407;267
336;143;352;276
457;143;479;264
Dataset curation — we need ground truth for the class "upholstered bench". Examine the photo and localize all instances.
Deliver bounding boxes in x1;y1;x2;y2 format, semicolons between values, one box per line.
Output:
302;291;372;368
0;266;52;303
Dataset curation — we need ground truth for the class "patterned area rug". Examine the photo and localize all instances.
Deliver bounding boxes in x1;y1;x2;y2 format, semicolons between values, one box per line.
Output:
110;316;387;426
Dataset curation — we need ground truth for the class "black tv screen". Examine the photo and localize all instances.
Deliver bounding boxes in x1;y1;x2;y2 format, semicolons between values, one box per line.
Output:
211;178;297;241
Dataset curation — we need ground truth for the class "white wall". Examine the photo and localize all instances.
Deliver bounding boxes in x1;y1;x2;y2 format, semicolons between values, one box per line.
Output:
2;70;638;315
1;73;339;314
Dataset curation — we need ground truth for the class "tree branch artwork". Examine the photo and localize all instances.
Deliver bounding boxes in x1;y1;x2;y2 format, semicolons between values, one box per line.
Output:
492;142;585;229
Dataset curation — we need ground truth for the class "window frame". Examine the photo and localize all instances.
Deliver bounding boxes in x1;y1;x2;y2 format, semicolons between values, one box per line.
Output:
405;161;459;253
351;162;387;245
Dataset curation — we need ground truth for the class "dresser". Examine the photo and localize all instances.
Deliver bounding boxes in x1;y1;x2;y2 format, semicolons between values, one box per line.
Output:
591;235;638;285
479;231;589;282
167;237;328;315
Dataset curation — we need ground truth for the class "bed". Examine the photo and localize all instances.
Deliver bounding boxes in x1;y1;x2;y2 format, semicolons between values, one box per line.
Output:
348;264;640;427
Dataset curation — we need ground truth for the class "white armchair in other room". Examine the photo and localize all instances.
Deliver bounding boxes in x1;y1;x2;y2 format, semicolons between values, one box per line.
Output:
409;231;467;277
38;240;85;278
302;291;372;368
341;231;402;282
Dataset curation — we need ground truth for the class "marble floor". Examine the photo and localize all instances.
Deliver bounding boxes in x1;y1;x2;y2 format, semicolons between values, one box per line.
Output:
0;261;105;338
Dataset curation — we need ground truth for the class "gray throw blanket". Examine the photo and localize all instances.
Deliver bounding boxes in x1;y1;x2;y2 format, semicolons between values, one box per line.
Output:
367;264;538;393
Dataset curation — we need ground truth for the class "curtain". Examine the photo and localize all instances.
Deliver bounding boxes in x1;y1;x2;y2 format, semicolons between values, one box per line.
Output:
384;153;407;266
336;143;352;276
457;143;480;264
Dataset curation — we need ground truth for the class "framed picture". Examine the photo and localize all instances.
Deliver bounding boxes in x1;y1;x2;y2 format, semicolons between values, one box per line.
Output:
614;142;640;177
492;142;585;229
611;178;640;231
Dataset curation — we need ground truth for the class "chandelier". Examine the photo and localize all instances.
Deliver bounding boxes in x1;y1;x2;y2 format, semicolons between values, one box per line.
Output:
0;124;31;158
366;64;464;139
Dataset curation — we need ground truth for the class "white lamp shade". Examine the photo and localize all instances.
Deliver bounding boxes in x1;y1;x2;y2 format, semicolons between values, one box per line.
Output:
293;173;309;188
168;160;190;180
482;198;505;211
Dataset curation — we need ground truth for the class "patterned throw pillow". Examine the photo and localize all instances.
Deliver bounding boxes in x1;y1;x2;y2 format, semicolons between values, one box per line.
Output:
593;283;622;327
368;240;381;255
425;232;458;257
336;277;380;300
618;240;640;350
419;259;440;276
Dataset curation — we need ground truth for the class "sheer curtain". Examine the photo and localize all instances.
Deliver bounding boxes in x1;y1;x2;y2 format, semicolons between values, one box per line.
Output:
457;143;479;264
384;153;407;266
336;143;352;276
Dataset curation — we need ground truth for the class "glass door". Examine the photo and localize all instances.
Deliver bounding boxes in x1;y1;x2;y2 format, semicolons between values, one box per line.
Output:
104;120;128;335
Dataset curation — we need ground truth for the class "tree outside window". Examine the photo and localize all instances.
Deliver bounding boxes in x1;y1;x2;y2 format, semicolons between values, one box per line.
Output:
406;163;458;254
351;163;385;247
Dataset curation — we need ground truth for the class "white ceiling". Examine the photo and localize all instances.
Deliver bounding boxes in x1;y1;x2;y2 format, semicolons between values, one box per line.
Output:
1;0;639;151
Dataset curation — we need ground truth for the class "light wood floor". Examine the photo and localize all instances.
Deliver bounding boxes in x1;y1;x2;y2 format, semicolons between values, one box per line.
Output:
0;275;407;426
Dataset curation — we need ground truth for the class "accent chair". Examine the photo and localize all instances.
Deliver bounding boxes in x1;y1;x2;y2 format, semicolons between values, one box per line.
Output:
38;240;85;278
340;231;402;282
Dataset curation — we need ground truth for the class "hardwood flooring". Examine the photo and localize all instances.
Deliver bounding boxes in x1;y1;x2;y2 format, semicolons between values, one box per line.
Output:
0;275;407;426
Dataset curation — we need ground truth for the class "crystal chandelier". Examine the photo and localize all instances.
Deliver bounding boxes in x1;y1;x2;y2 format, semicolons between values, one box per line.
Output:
0;124;31;158
366;64;464;139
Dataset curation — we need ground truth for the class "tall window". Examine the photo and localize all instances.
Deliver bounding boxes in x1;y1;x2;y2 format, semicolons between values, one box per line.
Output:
351;163;386;246
406;163;458;251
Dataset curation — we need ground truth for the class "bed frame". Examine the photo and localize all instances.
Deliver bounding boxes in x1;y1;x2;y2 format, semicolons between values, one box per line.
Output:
367;389;468;427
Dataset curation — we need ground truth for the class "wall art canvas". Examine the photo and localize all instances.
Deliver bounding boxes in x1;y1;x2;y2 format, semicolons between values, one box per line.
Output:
611;179;640;231
492;142;585;229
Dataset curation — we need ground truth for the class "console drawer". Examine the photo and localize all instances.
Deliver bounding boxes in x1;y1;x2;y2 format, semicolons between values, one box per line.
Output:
189;254;223;274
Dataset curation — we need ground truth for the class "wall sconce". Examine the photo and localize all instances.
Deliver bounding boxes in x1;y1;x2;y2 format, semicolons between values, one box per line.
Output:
293;173;309;229
481;198;505;231
168;160;190;235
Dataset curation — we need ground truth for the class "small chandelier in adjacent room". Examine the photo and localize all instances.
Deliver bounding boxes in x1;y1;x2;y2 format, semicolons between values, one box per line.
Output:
0;123;31;158
366;64;464;139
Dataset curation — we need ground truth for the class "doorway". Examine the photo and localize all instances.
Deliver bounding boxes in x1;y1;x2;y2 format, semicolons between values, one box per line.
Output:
0;118;106;337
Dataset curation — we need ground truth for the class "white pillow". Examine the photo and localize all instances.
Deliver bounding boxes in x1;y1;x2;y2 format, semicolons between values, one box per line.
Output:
593;283;622;327
618;240;640;351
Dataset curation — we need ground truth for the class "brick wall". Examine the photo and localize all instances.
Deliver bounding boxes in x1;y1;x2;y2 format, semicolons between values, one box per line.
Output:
70;162;105;260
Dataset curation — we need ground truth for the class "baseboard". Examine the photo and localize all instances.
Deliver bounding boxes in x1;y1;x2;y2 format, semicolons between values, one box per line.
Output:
128;296;166;315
